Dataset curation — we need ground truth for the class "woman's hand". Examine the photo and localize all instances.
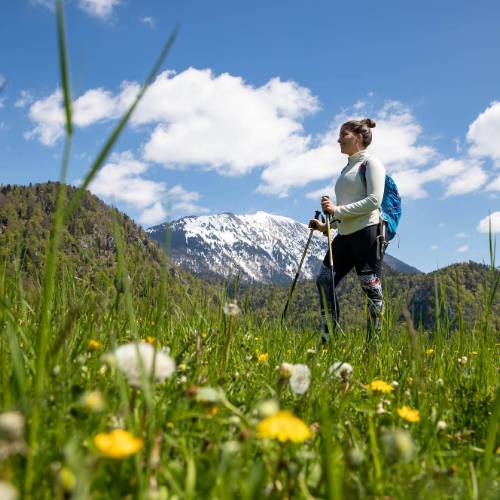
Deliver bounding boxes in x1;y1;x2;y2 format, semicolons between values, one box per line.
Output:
321;196;336;215
309;219;326;232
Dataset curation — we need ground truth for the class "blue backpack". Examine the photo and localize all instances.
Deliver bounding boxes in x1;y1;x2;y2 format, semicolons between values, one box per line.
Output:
359;161;401;242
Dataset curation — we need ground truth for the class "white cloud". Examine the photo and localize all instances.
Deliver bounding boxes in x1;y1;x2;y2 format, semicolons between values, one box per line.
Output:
457;245;469;253
15;90;33;108
141;16;155;28
456;232;468;238
467;101;500;167
138;201;166;225
430;245;439;251
78;0;121;18
477;212;500;234
353;100;366;110
30;0;54;10
486;175;500;192
85;151;207;225
26;83;139;145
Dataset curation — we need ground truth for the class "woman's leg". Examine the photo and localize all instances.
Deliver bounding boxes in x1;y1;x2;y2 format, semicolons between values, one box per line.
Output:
316;235;352;342
352;225;384;342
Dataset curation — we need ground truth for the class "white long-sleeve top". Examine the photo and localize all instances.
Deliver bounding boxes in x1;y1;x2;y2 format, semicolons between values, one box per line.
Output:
333;149;386;235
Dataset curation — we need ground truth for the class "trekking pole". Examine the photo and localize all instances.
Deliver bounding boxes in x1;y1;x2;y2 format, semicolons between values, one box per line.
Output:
281;210;321;322
323;198;341;336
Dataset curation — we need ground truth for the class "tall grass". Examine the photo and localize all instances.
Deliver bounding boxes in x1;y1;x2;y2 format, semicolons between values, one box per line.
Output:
0;2;498;498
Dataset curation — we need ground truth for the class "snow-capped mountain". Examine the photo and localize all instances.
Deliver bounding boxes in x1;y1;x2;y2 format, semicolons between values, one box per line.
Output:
146;211;420;284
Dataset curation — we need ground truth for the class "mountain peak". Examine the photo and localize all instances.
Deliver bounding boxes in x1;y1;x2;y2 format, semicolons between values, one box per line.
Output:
147;211;421;283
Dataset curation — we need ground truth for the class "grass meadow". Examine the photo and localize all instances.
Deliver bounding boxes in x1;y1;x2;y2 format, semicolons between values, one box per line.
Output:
0;2;498;498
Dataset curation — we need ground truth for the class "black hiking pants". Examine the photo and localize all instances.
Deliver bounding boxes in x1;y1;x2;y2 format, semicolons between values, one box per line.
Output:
316;223;384;342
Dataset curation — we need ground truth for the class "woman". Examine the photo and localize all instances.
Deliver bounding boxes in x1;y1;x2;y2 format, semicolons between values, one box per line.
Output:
309;118;386;344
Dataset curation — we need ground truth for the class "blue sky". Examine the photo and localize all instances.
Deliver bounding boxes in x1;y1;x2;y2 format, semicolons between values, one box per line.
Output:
1;0;499;272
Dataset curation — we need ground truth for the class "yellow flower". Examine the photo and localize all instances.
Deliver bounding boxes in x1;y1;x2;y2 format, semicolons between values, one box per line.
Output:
256;410;312;443
205;405;220;417
425;348;434;356
88;340;101;351
397;406;421;423
94;429;143;458
257;353;269;363
369;380;394;394
145;336;157;345
470;351;478;357
81;391;104;412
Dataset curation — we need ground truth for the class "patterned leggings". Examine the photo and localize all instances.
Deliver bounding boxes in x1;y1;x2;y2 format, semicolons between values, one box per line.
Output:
316;223;384;341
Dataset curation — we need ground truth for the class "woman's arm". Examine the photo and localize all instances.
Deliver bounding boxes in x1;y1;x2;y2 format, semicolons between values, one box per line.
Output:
333;157;385;220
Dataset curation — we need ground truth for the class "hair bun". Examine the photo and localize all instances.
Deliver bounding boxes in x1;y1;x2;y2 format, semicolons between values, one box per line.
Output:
362;118;376;129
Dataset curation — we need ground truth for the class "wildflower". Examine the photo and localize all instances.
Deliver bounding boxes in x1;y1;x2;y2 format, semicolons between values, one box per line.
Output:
425;348;434;356
88;339;101;351
257;353;269;363
279;362;294;378
94;429;143;459
145;336;157;345
59;467;76;491
329;361;353;381
223;301;241;316
0;482;18;500
376;402;385;415
0;411;26;460
382;428;415;463
470;351;478;357
195;387;223;404
289;364;311;395
205;405;220;417
436;420;448;431
397;406;421;423
390;381;399;389
256;411;312;443
436;378;444;386
257;399;279;418
81;391;104;412
307;348;316;355
368;380;394;394
458;356;468;366
114;342;175;388
0;411;24;442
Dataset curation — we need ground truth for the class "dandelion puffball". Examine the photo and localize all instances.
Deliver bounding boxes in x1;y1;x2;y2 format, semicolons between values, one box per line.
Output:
114;342;175;388
329;361;353;380
289;364;311;395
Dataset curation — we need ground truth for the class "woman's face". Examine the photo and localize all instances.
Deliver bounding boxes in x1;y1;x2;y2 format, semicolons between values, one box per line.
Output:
338;126;363;155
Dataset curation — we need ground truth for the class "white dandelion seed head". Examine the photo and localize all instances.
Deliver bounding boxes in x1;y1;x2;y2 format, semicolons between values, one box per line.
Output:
223;301;241;316
114;342;175;388
279;362;294;378
0;411;25;442
289;364;311;395
436;420;448;431
329;361;353;380
0;482;18;500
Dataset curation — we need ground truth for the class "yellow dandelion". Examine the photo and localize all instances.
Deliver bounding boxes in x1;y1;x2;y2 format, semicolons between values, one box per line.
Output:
205;405;220;417
145;336;156;345
88;339;101;351
258;353;269;363
425;348;434;356
369;380;394;394
256;410;312;443
94;429;143;459
397;406;421;423
470;351;478;357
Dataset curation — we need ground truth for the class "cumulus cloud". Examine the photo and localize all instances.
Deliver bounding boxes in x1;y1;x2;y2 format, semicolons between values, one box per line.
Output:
78;0;121;19
457;245;469;253
26;83;139;145
486;174;500;192
85;151;207;225
477;212;500;234
467;101;500;167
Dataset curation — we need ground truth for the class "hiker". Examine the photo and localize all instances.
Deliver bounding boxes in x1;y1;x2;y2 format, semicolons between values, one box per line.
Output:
309;118;386;343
